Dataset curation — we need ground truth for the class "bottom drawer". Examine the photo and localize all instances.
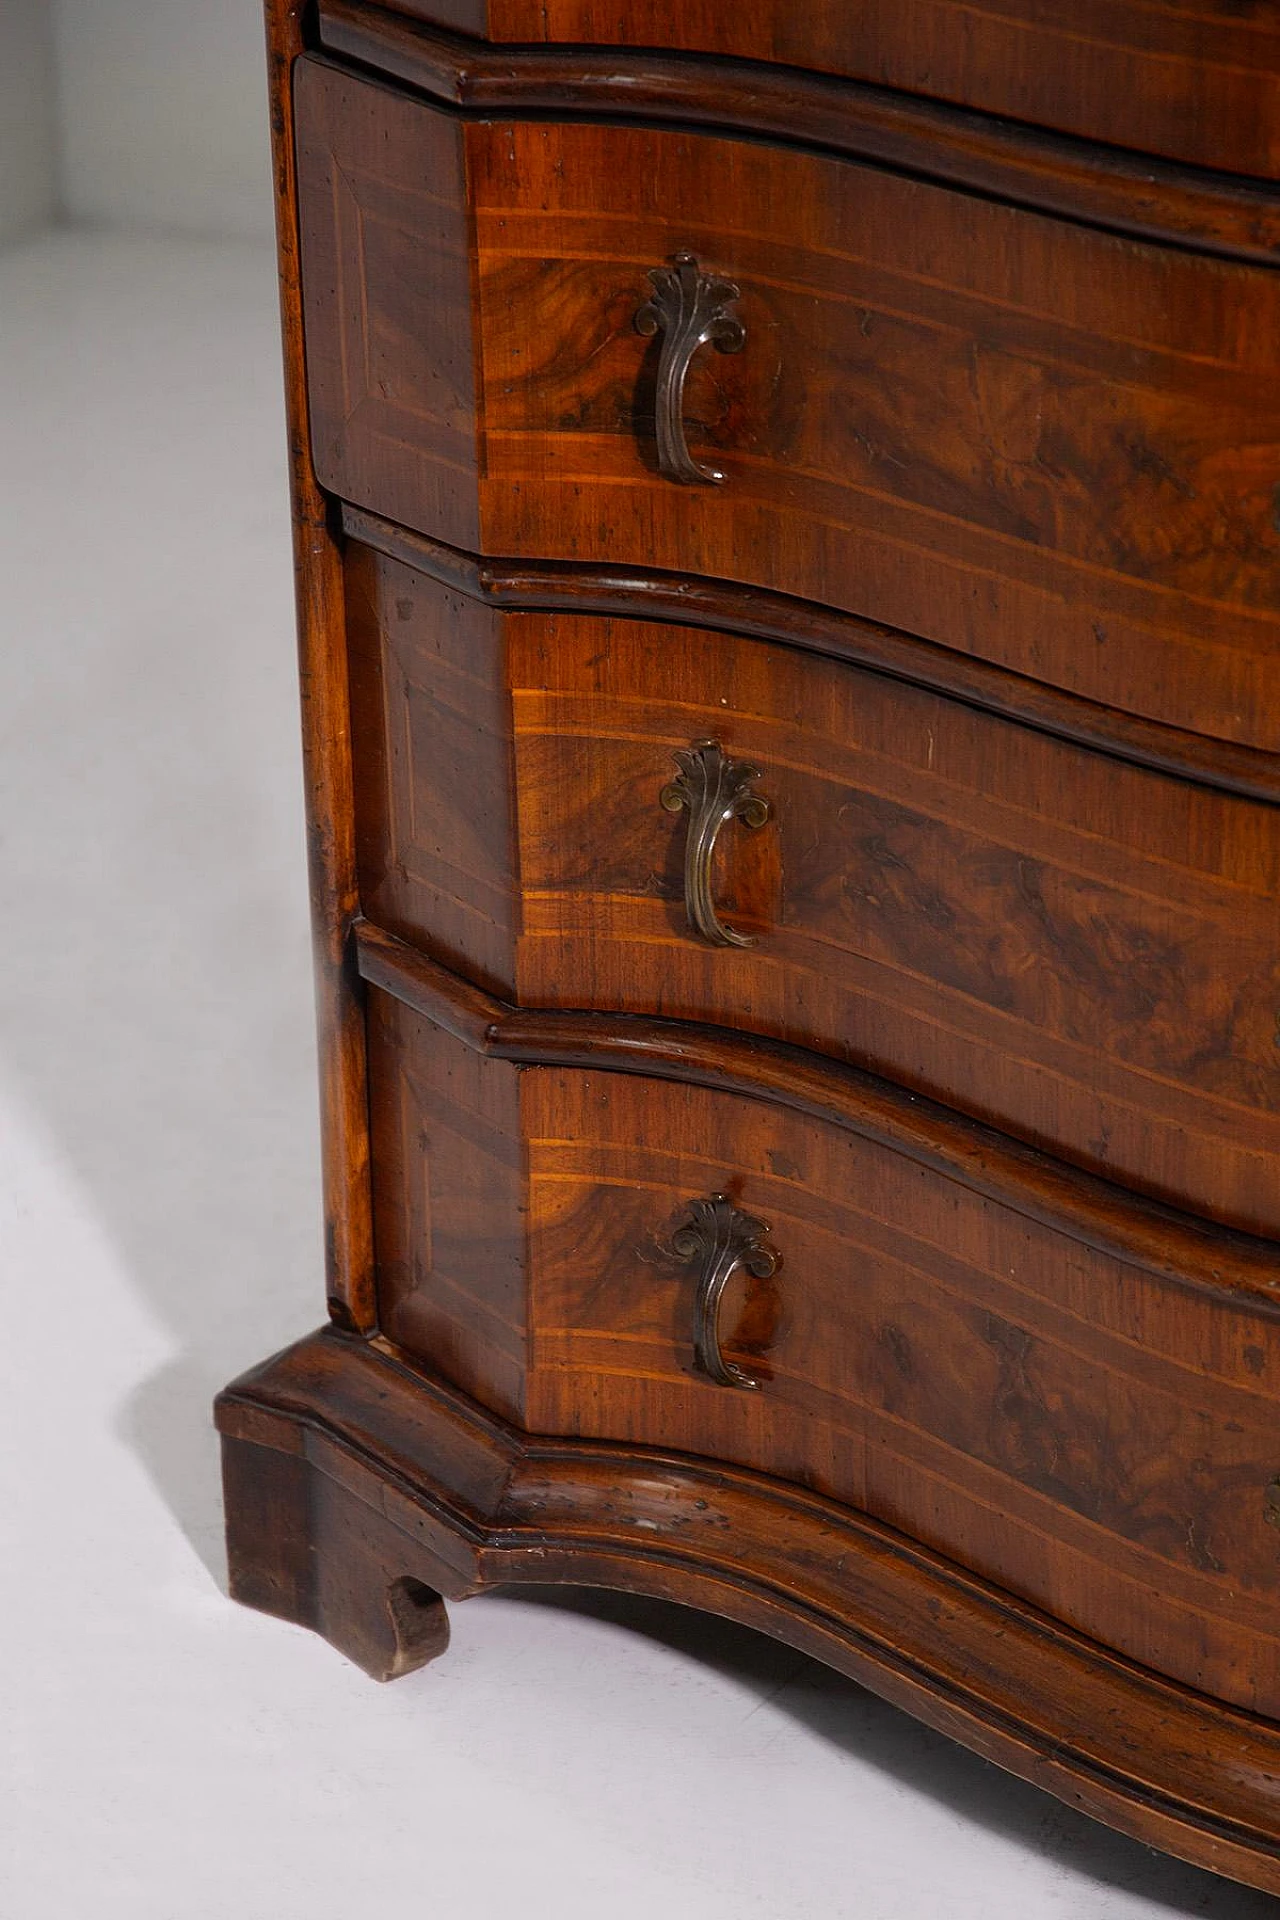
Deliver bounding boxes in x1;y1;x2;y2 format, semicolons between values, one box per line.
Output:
365;974;1280;1719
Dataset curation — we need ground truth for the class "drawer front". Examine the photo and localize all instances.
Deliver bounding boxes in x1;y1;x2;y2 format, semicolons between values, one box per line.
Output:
377;0;1280;182
347;539;1280;1241
366;983;1280;1717
299;58;1280;750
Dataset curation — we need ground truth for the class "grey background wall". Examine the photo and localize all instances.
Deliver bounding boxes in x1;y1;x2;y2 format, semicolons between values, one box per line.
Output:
0;0;58;244
0;0;274;243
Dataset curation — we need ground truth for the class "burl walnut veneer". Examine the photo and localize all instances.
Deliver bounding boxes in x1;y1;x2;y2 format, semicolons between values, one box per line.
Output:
219;0;1280;1891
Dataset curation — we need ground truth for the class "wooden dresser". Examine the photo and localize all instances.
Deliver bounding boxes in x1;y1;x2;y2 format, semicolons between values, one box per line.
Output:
217;0;1280;1890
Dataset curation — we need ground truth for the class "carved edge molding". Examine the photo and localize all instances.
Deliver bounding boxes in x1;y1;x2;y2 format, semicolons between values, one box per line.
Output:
340;506;1280;810
351;917;1280;1314
316;0;1280;268
216;1329;1280;1896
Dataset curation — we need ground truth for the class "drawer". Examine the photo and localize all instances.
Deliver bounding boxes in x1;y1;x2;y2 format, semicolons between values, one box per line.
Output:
365;976;1280;1718
298;55;1280;750
368;0;1280;182
347;535;1280;1241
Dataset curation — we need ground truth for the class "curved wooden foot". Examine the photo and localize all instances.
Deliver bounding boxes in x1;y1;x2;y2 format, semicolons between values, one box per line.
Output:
221;1433;452;1681
217;1330;1280;1893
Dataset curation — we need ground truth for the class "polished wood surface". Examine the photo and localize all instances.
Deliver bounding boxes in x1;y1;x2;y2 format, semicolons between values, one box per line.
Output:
222;0;1280;1889
298;56;1280;748
264;2;375;1329
346;544;518;996
217;1331;1280;1896
367;988;528;1420
347;540;1280;1238
366;0;1280;182
362;954;1280;1714
353;919;1280;1316
345;506;1280;808
318;4;1280;269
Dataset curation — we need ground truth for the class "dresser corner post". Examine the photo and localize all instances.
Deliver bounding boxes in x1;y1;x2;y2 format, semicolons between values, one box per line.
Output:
263;0;376;1334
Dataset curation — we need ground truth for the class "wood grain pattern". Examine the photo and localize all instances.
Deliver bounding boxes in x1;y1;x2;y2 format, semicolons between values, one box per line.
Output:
521;1067;1280;1717
344;506;1280;809
294;58;479;553
223;9;1280;1893
221;1431;452;1681
366;0;1280;182
353;950;1280;1715
264;3;376;1328
346;546;1280;1239
354;920;1280;1319
345;540;518;995
298;61;1280;749
366;985;528;1421
319;4;1280;268
217;1331;1280;1895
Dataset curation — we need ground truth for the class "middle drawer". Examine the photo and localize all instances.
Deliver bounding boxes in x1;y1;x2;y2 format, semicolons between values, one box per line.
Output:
347;531;1280;1240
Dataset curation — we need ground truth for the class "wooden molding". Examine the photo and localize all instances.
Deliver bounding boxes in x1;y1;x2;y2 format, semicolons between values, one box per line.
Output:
352;917;1280;1316
317;0;1280;269
217;1327;1280;1894
342;506;1280;809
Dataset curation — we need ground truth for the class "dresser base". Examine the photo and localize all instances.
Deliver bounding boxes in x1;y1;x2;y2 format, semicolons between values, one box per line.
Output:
216;1329;1280;1894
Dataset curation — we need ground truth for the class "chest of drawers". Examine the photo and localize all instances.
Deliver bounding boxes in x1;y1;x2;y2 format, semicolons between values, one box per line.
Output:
217;0;1280;1890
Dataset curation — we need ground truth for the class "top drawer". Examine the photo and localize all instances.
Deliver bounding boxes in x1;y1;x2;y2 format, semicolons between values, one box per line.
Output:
379;0;1280;182
296;56;1280;750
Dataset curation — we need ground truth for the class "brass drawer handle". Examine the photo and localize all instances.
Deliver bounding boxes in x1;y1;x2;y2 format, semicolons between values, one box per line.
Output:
635;252;745;485
661;739;772;949
673;1193;779;1390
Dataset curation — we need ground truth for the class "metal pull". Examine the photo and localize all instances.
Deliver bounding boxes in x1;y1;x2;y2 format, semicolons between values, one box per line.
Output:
661;739;771;949
635;252;745;484
672;1194;780;1390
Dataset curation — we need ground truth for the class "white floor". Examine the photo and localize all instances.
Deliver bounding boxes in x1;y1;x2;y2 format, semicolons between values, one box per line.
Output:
0;229;1274;1920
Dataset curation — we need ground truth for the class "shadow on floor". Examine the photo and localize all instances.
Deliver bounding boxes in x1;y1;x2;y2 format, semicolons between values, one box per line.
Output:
491;1585;1279;1918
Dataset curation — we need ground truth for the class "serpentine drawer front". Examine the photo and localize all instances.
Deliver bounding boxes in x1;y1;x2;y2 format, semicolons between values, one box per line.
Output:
219;0;1280;1895
365;982;1280;1722
296;52;1280;749
346;529;1280;1240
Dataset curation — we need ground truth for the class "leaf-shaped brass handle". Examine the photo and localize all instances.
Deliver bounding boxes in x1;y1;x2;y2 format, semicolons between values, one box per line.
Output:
635;252;745;484
672;1194;780;1390
661;739;771;948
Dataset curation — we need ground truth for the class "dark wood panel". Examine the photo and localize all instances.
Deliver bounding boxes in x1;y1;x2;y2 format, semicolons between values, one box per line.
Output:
319;4;1280;267
264;5;376;1330
511;616;1280;1239
219;1333;1280;1895
373;0;1280;181
357;966;1280;1711
354;918;1280;1320
298;69;1280;748
294;58;480;552
344;552;1280;1238
366;987;529;1420
346;542;518;995
519;1066;1280;1717
345;506;1280;808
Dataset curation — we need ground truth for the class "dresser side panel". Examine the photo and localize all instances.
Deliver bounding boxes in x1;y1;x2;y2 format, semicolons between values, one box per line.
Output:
368;986;529;1422
346;543;519;996
294;55;482;552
